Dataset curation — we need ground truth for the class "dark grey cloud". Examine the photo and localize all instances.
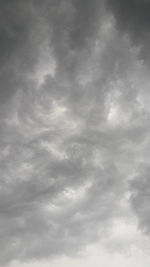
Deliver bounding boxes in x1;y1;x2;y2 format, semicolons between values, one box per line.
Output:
0;0;51;107
0;1;31;103
105;0;150;62
0;0;104;107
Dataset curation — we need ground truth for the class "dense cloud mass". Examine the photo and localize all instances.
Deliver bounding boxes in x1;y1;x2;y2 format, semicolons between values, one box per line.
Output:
0;0;150;266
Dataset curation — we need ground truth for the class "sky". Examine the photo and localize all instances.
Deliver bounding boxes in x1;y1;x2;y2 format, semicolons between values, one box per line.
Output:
1;0;150;266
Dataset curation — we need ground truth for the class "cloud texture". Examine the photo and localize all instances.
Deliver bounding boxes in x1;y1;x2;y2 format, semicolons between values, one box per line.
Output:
0;0;150;265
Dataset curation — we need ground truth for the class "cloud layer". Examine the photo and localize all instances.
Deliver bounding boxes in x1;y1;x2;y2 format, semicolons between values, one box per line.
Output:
0;0;150;265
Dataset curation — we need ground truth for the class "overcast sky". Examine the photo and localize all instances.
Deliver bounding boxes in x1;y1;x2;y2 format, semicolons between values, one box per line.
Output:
1;1;150;266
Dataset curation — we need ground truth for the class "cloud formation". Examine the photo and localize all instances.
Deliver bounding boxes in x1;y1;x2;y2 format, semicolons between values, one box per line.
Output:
0;0;150;266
